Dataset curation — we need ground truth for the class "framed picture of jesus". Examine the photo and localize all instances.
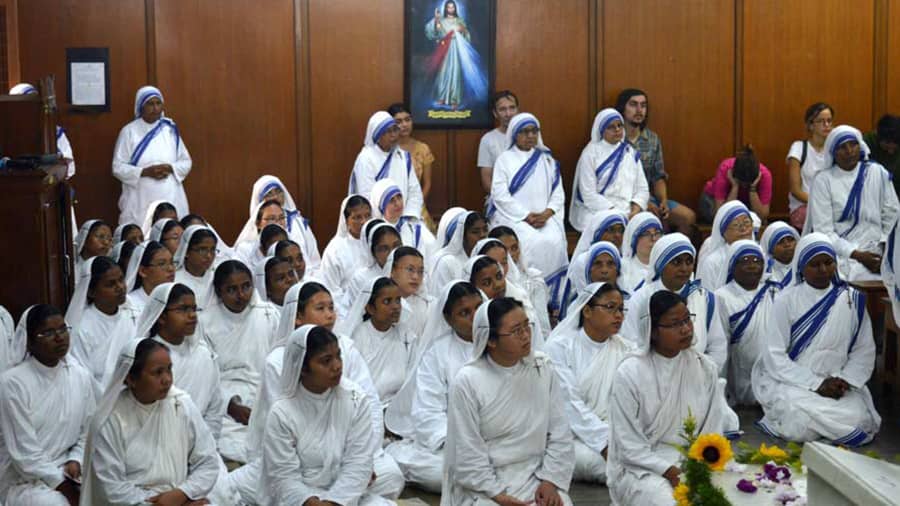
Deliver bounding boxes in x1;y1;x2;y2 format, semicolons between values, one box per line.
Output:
404;0;496;129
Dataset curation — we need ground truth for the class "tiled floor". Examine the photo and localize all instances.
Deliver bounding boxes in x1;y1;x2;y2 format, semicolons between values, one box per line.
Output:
400;393;900;505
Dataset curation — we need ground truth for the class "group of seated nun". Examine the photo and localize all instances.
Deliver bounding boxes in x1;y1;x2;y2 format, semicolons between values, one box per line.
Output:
0;105;893;506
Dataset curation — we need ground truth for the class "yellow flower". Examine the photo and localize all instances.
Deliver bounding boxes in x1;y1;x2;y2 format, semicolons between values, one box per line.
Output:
758;443;789;463
673;483;691;506
688;433;733;471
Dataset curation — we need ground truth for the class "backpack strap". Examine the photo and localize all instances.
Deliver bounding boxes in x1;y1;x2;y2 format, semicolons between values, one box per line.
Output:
800;140;808;167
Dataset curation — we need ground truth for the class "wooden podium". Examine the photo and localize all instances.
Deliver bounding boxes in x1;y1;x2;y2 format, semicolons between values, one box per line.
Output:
0;77;75;320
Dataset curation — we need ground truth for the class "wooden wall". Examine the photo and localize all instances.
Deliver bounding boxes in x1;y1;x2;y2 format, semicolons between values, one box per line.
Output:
12;0;900;244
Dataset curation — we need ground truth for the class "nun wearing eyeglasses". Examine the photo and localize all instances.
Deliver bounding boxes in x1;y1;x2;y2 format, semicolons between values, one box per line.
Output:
713;240;778;406
805;125;900;281
544;282;635;484
112;85;192;226
0;304;96;506
442;297;574;505
248;175;322;275
607;290;739;506
620;212;663;292
752;233;880;446
570;108;649;232
488;113;569;313
349;111;425;221
696;200;754;291
622;233;727;372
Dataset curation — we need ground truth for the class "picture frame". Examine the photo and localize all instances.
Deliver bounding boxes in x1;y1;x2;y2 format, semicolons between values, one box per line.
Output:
404;0;496;129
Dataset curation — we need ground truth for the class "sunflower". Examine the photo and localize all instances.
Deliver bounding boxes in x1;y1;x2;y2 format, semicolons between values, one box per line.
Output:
673;483;691;506
758;443;788;463
688;433;733;471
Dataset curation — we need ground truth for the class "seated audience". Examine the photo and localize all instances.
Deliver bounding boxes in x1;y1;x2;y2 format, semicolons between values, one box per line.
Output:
863;114;900;197
700;145;772;223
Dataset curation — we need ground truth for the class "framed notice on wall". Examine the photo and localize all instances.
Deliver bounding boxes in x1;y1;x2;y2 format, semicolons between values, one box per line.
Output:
66;47;110;111
405;0;495;129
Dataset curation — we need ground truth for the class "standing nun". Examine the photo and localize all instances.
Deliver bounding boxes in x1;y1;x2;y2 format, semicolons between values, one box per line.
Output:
369;178;437;261
200;260;280;463
80;338;220;505
489;113;569;310
759;221;799;289
442;297;575;505
544;282;635;484
349;111;425;220
260;325;392;505
622;233;727;371
620;211;663;291
753;233;880;446
248;175;322;274
173;225;218;310
112;86;192;226
321;195;373;316
0;304;96;506
570;108;649;230
714;240;777;405
806;125;900;281
607;290;739;505
696;200;754;291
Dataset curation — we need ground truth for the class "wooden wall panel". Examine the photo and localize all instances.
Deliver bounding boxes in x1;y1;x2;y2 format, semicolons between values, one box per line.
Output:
742;0;875;215
307;0;404;241
154;0;298;241
888;0;900;114
1;0;21;89
601;0;735;210
16;0;147;226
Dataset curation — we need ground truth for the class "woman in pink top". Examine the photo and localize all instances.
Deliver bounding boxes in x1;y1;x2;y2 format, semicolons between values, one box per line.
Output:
700;146;772;223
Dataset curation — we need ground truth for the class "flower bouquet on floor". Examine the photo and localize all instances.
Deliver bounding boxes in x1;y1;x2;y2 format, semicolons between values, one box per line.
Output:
672;411;734;506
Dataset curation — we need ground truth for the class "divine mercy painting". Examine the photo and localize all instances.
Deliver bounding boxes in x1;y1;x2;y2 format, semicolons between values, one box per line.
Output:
405;0;495;128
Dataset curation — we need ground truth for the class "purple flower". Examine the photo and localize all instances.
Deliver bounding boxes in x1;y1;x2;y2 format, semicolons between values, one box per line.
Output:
737;479;758;493
763;462;792;483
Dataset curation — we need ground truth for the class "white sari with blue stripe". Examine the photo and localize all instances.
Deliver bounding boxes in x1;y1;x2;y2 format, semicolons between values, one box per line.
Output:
490;114;568;310
752;234;880;446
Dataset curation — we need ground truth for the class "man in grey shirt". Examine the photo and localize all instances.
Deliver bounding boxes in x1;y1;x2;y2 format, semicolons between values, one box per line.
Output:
477;90;519;194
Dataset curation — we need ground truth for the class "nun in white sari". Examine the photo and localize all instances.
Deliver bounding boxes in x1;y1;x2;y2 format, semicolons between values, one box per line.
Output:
384;280;482;493
806;125;900;281
0;305;96;506
260;325;392;506
232;201;292;270
620;212;663;291
66;256;141;392
248;174;322;274
760;221;799;289
544;282;636;484
607;290;739;506
428;209;480;296
80;338;220;505
753;233;881;446
139;200;176;238
321;195;373;316
0;305;21;373
384;247;434;336
622;233;728;371
370;178;437;261
335;276;417;409
173;225;217;310
559;241;623;320
345;220;404;311
442;298;574;505
199;260;280;463
714;240;778;405
489;113;569;310
569;108;649;231
571;210;628;259
883;216;900;327
235;280;402;504
112;86;192;225
349;111;425;220
696;200;753;291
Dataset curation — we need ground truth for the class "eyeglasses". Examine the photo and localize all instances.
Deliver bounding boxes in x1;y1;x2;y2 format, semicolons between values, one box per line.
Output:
657;313;696;329
497;320;534;339
590;302;628;315
166;305;202;314
640;230;663;240
148;260;176;269
812;118;833;126
737;255;763;265
261;214;287;224
34;326;72;340
92;233;112;242
727;219;753;232
400;265;425;277
189;246;217;257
